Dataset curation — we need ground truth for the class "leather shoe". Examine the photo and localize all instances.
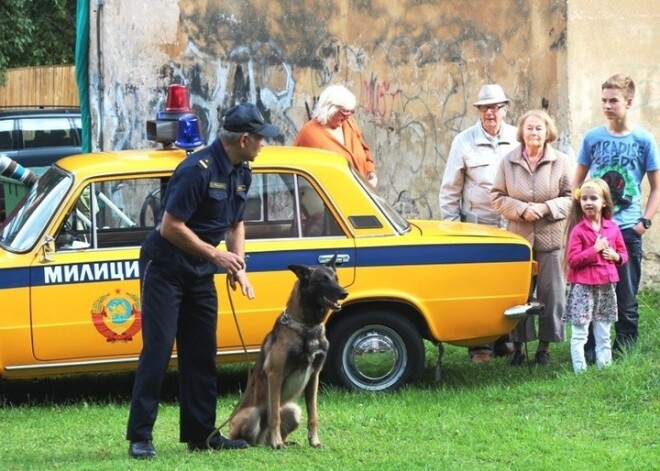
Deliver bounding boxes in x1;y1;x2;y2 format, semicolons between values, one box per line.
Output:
188;433;249;451
534;350;550;366
494;342;514;357
508;351;526;366
128;440;156;459
471;352;492;363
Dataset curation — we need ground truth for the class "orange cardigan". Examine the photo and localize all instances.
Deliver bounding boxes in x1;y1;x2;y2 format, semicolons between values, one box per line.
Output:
293;117;375;178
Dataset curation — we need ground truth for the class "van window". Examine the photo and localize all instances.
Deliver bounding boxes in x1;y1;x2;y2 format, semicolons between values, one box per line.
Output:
19;118;78;148
0;120;14;149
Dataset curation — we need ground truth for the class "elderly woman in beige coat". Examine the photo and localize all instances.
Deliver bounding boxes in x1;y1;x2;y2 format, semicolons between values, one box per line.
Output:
491;109;573;366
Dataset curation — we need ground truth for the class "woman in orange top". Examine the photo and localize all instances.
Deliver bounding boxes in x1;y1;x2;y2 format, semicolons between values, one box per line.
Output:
294;85;378;187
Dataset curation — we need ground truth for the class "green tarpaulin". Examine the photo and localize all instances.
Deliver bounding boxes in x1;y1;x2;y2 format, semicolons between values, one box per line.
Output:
75;0;91;152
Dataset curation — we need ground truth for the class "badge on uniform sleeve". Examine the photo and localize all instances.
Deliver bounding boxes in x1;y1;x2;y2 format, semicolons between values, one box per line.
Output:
236;184;247;192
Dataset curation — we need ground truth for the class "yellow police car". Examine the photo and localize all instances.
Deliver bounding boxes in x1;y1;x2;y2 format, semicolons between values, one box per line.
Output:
0;146;539;391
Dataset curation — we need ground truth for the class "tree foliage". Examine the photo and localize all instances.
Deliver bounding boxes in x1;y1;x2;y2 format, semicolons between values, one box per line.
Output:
0;0;76;82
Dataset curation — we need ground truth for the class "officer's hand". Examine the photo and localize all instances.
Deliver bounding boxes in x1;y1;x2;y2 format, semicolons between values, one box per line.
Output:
216;251;246;274
229;269;255;300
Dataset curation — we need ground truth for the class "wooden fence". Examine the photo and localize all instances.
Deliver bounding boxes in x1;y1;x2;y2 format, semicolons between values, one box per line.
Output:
0;65;78;107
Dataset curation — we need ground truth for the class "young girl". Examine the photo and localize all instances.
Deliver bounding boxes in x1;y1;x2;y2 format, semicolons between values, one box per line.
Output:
562;179;628;372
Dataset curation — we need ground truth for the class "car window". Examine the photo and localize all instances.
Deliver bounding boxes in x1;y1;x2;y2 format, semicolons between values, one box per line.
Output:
0;119;14;149
244;172;343;239
353;168;410;233
20;117;78;148
55;177;166;250
0;168;72;252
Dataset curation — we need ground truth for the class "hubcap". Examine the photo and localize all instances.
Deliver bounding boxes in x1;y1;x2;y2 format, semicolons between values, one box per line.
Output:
343;325;406;391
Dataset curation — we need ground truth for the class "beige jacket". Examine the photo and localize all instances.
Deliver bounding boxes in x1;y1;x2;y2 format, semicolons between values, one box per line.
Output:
491;145;573;252
439;121;518;226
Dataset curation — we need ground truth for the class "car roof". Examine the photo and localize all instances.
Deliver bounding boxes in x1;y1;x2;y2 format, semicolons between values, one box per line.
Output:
53;145;352;179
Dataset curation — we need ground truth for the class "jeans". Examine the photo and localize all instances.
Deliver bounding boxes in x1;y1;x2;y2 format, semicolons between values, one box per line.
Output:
572;321;613;372
585;228;642;354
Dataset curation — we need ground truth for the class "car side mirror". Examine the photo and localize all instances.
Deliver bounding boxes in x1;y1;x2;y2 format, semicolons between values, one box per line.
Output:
39;235;55;263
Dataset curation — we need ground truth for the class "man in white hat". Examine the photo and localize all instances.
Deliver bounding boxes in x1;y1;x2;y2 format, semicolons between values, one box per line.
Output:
438;83;518;362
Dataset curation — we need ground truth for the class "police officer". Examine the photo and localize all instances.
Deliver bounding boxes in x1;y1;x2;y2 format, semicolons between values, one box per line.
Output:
126;103;280;459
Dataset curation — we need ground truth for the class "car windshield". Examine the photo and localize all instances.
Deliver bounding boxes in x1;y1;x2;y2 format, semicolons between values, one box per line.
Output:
352;169;410;233
0;168;72;252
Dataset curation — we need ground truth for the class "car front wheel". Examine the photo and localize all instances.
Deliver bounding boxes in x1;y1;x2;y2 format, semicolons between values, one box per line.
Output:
325;310;424;392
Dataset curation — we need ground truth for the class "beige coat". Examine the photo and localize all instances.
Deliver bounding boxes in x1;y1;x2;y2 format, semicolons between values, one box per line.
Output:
439;121;518;226
491;145;573;252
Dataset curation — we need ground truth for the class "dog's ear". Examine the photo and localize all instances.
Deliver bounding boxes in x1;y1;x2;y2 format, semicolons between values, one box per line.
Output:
288;264;311;280
324;254;338;270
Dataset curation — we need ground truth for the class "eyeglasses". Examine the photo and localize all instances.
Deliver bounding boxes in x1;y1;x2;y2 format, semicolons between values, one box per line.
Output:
477;103;508;112
336;107;355;116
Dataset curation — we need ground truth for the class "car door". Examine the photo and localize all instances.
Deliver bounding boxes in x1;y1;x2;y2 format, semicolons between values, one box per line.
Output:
215;169;356;354
30;175;165;361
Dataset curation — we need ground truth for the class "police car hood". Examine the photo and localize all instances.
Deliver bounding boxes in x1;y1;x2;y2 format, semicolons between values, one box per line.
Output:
409;219;526;242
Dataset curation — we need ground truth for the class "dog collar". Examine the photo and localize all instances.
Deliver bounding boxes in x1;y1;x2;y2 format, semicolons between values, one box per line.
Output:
280;310;305;330
280;310;323;336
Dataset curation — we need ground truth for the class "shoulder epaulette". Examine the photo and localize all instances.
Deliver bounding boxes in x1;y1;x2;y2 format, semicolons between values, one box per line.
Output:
198;158;211;170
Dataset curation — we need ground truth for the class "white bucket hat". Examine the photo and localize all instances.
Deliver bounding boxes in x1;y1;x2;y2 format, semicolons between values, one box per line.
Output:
473;84;511;107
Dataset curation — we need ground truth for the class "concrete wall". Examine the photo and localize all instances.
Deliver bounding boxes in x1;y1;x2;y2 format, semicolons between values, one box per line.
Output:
567;0;660;286
87;0;659;285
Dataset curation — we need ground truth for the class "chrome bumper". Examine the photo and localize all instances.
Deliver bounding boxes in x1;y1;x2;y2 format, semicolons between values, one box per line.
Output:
504;301;544;319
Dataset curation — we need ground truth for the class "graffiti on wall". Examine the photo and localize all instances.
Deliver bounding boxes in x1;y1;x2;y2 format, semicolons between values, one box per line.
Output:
97;0;566;220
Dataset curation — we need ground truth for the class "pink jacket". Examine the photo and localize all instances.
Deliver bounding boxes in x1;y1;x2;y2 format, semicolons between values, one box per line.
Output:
566;217;628;285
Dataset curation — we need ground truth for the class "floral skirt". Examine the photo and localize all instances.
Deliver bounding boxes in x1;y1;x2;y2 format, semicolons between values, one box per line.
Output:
562;283;618;326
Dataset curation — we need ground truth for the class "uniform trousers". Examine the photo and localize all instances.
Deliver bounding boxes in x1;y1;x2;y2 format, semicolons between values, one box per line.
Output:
126;248;219;443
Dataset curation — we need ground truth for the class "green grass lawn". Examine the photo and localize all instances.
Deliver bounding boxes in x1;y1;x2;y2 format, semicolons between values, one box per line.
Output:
1;291;658;470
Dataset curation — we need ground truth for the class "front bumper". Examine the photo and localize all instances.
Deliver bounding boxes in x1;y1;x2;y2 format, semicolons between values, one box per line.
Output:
504;301;544;319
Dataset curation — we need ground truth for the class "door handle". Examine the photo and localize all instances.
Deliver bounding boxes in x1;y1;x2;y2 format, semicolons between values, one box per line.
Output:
318;254;350;265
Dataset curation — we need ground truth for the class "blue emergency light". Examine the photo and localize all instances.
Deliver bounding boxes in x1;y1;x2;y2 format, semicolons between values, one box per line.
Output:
146;84;204;149
174;114;204;150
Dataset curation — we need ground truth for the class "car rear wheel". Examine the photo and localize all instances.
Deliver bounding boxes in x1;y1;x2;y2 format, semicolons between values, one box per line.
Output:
324;309;424;392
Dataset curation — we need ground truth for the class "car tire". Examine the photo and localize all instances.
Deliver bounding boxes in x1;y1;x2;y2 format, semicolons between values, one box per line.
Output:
324;309;424;392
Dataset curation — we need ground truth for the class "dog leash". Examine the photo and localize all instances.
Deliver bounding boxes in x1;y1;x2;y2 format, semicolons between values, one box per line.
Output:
225;274;251;364
203;275;253;449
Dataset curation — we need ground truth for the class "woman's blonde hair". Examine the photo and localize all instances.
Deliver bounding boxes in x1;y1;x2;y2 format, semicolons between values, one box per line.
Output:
516;109;558;144
312;85;356;125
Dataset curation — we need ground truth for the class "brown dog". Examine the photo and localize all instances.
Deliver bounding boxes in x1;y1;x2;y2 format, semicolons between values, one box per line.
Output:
228;257;348;449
